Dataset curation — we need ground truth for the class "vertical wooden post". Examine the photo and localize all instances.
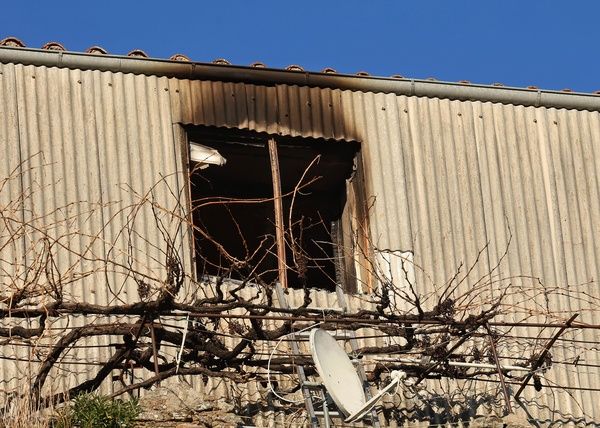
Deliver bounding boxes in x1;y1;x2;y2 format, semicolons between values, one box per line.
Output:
268;138;288;289
149;323;161;385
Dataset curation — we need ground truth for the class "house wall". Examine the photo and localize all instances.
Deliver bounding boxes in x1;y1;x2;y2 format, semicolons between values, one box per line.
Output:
170;78;600;422
0;60;599;423
0;62;183;399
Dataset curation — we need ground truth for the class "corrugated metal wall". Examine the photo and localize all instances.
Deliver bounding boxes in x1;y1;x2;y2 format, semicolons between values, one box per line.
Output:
3;62;182;302
0;62;599;424
171;79;600;423
354;95;600;422
0;63;184;396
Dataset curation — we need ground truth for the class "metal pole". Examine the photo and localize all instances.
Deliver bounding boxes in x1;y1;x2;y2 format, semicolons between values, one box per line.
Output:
149;324;161;385
373;357;532;372
322;394;331;428
162;311;600;330
268;138;288;289
514;313;579;399
486;324;512;413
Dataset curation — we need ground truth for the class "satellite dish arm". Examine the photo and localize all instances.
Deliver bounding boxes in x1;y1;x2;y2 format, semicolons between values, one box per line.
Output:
345;371;406;423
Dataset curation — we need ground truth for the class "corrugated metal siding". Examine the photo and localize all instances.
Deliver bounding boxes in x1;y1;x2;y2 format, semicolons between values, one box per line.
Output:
0;62;38;395
351;95;600;423
169;80;361;142
0;63;184;397
170;79;600;423
471;103;600;420
0;62;599;424
0;61;24;307
10;63;182;301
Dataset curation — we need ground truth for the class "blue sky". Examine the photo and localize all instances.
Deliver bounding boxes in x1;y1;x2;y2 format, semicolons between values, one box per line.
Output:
2;1;599;92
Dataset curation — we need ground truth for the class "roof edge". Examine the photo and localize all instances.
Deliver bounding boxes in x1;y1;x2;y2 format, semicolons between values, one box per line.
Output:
1;46;600;112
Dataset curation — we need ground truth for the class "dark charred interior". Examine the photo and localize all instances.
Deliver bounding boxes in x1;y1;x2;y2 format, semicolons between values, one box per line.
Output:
187;128;359;290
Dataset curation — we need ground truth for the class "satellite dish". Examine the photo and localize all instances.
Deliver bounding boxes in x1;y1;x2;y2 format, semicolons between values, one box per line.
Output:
309;328;406;423
309;328;366;417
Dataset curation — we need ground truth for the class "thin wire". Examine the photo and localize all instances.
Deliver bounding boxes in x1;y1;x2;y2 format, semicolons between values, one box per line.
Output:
467;376;600;393
267;322;322;404
19;311;600;330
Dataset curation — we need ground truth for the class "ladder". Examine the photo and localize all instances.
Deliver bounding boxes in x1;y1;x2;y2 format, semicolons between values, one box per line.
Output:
336;285;381;428
274;283;381;427
274;283;321;428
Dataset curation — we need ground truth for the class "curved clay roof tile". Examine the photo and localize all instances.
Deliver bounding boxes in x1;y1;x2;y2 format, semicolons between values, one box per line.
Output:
127;49;149;58
0;37;25;47
86;46;108;55
42;41;65;51
169;53;191;62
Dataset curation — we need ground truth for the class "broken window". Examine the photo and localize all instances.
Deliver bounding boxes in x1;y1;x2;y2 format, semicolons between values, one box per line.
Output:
186;127;370;293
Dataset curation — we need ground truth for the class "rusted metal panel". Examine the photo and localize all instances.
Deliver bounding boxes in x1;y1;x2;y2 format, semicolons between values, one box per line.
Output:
170;80;361;142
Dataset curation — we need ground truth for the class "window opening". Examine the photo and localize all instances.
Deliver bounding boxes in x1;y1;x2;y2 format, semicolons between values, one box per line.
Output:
187;128;363;292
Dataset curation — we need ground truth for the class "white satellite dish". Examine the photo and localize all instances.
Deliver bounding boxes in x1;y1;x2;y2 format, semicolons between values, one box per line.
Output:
309;328;366;417
309;328;406;423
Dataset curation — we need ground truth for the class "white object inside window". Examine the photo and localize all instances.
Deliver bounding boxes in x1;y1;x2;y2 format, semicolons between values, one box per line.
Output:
190;142;227;168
